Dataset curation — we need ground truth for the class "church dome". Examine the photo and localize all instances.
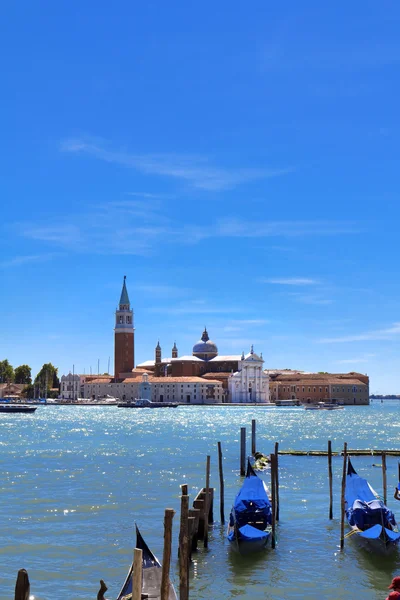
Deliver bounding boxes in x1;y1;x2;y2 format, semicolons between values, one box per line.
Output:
192;328;218;360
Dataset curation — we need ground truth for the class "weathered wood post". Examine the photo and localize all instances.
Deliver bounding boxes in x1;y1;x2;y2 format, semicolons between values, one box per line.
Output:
217;441;225;524
132;548;143;600
97;580;108;600
382;452;387;505
204;455;211;548
240;427;246;476
274;441;280;522
340;442;348;550
328;440;333;520
189;508;200;551
14;569;30;600
270;452;277;549
181;484;188;496
251;419;256;455
160;508;175;600
179;494;189;600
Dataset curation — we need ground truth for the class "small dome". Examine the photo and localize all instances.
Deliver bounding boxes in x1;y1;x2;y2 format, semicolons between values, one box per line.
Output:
193;327;218;359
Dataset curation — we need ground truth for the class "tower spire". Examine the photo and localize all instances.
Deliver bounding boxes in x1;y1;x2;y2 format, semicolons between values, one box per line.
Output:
119;275;130;307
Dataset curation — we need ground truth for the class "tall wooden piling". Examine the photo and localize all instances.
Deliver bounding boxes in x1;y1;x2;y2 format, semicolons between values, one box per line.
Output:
189;508;200;551
328;440;333;520
274;441;280;522
382;452;387;505
14;569;30;600
217;441;225;524
179;494;189;600
160;508;175;600
204;455;211;548
340;442;348;550
181;484;188;496
132;548;143;600
251;419;256;455
270;453;277;549
97;580;108;600
240;427;246;476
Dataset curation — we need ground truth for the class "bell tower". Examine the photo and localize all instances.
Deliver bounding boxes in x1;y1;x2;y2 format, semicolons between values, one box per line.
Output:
114;276;134;380
172;341;178;359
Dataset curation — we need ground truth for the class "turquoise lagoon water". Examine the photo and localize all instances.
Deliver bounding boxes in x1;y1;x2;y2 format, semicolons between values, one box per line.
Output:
1;402;400;600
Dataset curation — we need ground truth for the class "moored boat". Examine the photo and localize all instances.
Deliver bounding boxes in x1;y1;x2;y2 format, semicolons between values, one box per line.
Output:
345;459;400;553
227;460;272;554
117;525;177;600
118;398;178;408
0;404;37;414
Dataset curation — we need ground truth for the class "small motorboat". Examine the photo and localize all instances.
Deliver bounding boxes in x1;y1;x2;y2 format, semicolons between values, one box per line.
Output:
118;398;178;408
227;460;272;554
0;404;37;414
117;525;177;600
345;459;400;553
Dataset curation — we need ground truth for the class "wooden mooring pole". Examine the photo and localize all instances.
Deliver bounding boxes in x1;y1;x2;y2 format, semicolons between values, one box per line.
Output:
160;508;175;600
382;452;387;506
274;442;280;522
328;440;333;520
181;484;188;496
97;580;108;600
251;419;256;455
179;494;189;600
217;441;225;524
270;452;277;549
14;569;30;600
240;427;246;476
132;548;143;600
340;442;348;550
204;455;211;548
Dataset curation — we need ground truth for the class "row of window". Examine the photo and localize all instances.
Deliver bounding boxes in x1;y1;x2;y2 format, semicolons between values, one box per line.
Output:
281;385;362;393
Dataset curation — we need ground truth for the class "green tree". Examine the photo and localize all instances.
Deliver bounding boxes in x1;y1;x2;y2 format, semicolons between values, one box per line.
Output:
14;364;32;384
35;363;59;394
0;359;14;383
22;384;34;398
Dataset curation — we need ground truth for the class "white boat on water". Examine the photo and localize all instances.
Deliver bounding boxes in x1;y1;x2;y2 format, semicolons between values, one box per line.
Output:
118;398;178;408
305;402;344;411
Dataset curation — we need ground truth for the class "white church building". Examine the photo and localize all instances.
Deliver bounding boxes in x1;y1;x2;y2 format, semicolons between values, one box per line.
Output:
228;348;269;403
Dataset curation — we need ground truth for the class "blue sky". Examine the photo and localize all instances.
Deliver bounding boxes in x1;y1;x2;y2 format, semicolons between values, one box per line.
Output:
1;1;399;393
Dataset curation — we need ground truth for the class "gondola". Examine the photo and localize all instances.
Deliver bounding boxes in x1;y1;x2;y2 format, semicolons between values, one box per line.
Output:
227;460;272;554
117;525;177;600
345;459;400;553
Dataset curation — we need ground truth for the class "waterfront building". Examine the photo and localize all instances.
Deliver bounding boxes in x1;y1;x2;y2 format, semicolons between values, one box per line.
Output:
228;348;269;403
268;371;369;405
60;373;81;400
137;329;269;403
0;382;25;399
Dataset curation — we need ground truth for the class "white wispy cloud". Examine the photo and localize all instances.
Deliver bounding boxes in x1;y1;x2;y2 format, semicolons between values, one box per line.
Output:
232;319;270;325
149;304;241;315
134;284;191;297
289;293;333;306
61;138;291;191
188;219;360;241
15;200;362;257
260;277;319;285
0;254;60;269
319;323;400;343
335;354;376;365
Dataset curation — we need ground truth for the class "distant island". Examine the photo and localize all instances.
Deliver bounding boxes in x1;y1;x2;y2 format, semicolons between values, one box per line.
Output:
370;395;400;399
